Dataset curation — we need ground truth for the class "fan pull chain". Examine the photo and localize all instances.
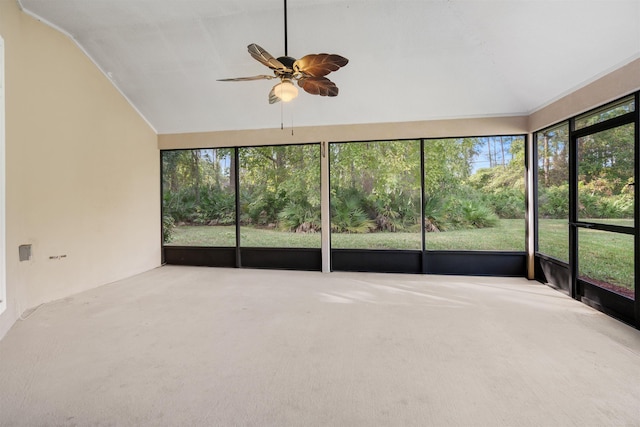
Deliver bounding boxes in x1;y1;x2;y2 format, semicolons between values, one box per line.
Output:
280;101;284;130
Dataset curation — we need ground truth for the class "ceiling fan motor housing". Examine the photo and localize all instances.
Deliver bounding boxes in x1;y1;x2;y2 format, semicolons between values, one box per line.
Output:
277;56;297;69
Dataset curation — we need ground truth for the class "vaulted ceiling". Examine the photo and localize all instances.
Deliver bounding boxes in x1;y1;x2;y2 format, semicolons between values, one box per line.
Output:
19;0;640;134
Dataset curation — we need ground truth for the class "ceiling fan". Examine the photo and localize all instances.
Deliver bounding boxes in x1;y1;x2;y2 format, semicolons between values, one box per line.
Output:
218;0;348;104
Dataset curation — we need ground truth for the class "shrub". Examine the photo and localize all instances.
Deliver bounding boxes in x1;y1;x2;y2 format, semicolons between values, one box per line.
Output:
162;215;175;243
163;186;237;225
441;197;498;230
243;190;288;226
483;189;525;219
538;185;569;219
461;200;499;228
331;191;375;233
369;194;421;232
278;199;321;232
593;194;633;219
203;189;235;225
424;195;446;232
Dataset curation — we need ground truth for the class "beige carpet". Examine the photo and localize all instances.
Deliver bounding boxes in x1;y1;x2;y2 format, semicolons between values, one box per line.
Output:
1;266;639;426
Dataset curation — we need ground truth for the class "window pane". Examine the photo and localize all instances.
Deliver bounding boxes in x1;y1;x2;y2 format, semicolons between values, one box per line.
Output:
577;123;634;226
575;96;635;130
578;229;634;300
162;149;236;247
424;137;525;251
330;140;421;250
239;145;320;248
536;123;569;262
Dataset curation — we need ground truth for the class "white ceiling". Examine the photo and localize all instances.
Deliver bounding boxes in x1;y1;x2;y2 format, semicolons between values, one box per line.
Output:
19;0;640;134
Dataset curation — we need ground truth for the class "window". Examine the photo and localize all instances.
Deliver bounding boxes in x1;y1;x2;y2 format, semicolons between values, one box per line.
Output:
424;136;525;251
162;148;236;247
536;123;569;262
575;95;635;130
577;123;634;226
238;144;320;248
578;228;634;299
330;140;421;250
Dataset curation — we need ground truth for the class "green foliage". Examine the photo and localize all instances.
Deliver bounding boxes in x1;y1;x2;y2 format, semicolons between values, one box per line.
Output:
423;193;499;231
597;195;634;219
239;145;320;228
423;195;446;232
539;181;633;220
468;142;525;193
482;189;525;219
204;189;235;225
162;215;175;243
331;189;375;233
460;201;499;228
424;138;476;195
441;198;498;230
461;138;525;222
578;184;634;219
163;186;235;225
370;194;421;232
243;189;288;226
278;199;321;232
163;136;616;241
537;124;569;189
538;184;569;218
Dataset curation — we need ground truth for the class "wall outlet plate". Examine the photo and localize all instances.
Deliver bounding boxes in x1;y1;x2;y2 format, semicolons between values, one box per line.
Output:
18;244;31;261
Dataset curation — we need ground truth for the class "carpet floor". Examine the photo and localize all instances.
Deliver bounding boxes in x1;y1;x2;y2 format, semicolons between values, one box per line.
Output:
1;266;639;426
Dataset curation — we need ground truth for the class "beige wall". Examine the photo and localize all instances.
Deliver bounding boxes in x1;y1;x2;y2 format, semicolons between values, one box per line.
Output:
159;116;529;149
0;0;161;339
529;58;640;132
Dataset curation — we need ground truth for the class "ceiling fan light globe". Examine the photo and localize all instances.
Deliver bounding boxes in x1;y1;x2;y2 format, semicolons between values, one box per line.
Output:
274;79;298;102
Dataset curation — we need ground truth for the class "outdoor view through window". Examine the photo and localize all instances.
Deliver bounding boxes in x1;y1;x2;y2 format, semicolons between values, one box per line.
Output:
162;136;525;252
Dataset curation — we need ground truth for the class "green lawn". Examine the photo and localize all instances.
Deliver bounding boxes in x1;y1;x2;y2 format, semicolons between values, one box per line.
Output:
167;219;525;250
167;219;634;292
578;227;634;292
168;225;321;248
538;219;569;262
539;219;634;291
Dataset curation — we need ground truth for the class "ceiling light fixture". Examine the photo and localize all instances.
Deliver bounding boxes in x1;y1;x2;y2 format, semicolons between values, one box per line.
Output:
273;78;298;102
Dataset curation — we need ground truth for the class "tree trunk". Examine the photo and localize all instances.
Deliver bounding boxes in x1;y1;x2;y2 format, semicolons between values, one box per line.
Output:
543;134;550;186
191;150;201;205
229;150;236;192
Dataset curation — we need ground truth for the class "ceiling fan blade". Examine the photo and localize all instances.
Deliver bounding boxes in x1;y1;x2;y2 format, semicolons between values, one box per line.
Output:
294;54;349;77
248;44;289;71
298;77;339;97
268;85;281;104
217;75;275;82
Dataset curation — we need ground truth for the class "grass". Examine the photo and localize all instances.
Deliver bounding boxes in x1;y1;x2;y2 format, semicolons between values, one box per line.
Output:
167;219;634;292
168;225;321;248
167;220;525;250
539;219;634;291
578;227;633;291
538;219;569;262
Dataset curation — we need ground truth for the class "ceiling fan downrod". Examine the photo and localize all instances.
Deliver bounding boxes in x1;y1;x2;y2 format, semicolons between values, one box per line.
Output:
284;0;288;57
